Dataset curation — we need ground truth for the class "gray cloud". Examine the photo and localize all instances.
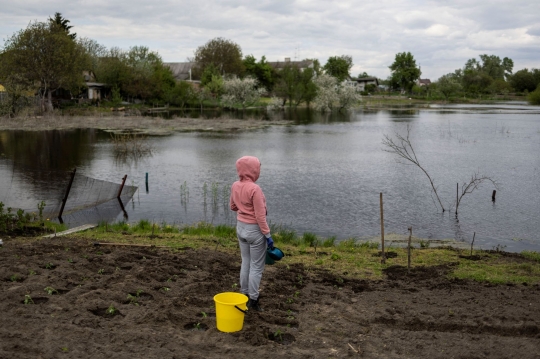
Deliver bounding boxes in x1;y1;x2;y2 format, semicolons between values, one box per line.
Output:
1;0;539;80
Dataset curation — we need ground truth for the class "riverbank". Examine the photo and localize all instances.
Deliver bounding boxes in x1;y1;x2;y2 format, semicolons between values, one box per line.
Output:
1;97;533;134
0;114;293;134
1;231;539;358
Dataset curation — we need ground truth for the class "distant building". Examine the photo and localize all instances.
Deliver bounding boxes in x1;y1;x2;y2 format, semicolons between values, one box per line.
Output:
267;58;314;72
82;71;106;101
164;62;197;81
417;79;431;87
345;76;380;92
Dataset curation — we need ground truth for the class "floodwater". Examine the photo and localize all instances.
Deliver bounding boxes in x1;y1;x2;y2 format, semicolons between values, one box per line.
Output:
1;102;540;252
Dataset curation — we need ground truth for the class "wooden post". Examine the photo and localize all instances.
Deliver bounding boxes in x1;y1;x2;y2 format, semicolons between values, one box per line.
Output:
492;190;496;202
470;232;476;256
456;183;459;215
58;168;77;220
380;193;386;264
117;175;127;198
117;197;128;220
407;227;412;274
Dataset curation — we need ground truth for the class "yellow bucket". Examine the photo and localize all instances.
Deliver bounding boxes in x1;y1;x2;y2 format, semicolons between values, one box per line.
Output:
213;292;248;333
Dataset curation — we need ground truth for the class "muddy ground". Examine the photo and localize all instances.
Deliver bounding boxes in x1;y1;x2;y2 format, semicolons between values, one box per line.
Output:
0;115;291;134
1;237;539;359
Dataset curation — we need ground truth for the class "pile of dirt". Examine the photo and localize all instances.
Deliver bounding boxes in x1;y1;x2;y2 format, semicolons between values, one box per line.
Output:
1;237;539;358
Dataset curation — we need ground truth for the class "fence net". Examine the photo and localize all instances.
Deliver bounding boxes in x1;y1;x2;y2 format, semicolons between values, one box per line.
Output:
0;163;137;224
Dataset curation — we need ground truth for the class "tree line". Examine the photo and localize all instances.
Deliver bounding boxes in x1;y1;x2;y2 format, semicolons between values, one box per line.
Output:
1;13;539;118
0;15;363;116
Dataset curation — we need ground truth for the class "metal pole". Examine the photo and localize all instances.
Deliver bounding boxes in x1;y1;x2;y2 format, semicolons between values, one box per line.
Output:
117;175;127;198
380;192;386;264
58;168;76;220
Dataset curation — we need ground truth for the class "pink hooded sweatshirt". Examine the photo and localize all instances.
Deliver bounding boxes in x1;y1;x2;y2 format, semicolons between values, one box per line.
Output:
230;156;270;236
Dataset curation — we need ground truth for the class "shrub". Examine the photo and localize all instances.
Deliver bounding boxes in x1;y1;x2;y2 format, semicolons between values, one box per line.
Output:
322;236;336;247
274;227;297;244
302;232;318;247
528;85;540;105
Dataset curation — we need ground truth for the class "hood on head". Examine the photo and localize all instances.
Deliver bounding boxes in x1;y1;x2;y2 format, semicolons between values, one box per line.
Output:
236;156;260;182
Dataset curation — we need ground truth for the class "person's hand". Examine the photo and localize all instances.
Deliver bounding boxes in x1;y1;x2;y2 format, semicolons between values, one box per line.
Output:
266;236;274;249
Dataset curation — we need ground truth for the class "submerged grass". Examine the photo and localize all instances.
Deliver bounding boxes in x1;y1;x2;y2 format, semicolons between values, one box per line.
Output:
73;221;540;285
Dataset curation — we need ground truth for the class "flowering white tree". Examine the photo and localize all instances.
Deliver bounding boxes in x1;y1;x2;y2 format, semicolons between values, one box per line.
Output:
221;77;265;110
312;74;361;112
313;74;339;112
266;96;284;111
337;85;362;111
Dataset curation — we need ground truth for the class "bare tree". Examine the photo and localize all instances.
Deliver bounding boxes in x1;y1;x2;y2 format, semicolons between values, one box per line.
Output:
383;125;498;215
455;173;498;215
382;125;446;212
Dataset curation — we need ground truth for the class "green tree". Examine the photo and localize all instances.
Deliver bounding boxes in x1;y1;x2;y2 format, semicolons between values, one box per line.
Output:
200;63;224;98
510;68;540;93
461;54;514;94
489;78;513;95
0;71;33;117
462;70;493;96
323;55;353;82
273;64;316;107
96;46;174;102
94;47;131;93
48;12;76;39
200;63;221;86
0;21;90;112
389;52;421;93
193;37;244;77
243;55;275;91
78;37;107;76
164;81;194;108
205;75;224;98
478;55;513;80
436;74;462;100
528;84;540;105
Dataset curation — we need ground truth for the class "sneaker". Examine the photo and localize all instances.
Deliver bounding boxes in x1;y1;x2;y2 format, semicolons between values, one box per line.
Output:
247;297;263;312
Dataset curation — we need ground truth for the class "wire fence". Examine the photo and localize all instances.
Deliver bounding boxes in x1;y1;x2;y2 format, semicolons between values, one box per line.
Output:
0;165;137;225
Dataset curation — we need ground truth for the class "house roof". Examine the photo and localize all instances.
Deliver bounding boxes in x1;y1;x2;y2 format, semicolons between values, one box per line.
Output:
164;62;195;81
355;76;379;82
418;79;431;84
267;60;313;70
351;77;379;85
86;82;106;88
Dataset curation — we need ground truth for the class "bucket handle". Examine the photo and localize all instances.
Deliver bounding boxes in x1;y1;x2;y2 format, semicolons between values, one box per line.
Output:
234;305;248;314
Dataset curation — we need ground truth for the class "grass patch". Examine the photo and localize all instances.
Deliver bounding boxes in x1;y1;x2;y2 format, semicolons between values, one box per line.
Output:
452;259;540;285
73;220;540;284
521;250;540;263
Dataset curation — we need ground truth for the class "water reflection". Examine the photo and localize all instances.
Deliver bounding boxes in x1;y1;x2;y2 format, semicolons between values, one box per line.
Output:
1;104;540;251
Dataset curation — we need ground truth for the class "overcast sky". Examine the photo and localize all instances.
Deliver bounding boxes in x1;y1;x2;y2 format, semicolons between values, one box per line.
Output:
1;0;539;80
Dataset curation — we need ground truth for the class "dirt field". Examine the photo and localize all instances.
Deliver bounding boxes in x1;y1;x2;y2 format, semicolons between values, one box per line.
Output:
1;237;539;359
0;115;291;134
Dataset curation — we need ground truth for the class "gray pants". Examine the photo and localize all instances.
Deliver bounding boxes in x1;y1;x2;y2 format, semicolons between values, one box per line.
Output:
236;221;266;300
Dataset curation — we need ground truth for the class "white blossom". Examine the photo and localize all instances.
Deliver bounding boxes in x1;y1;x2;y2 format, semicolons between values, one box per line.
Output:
221;77;264;109
267;96;284;111
312;73;361;112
